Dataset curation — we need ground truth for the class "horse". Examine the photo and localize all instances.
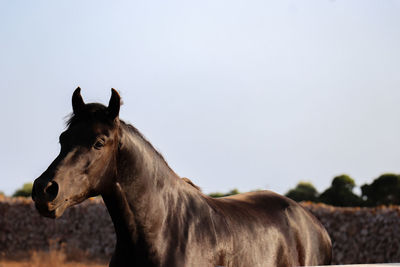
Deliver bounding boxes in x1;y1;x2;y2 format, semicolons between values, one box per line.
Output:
32;88;332;267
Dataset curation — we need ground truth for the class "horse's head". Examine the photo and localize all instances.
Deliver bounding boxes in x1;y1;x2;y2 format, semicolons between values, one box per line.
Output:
32;88;121;218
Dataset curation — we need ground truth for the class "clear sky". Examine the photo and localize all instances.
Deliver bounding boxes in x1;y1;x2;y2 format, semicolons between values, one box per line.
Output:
1;0;400;196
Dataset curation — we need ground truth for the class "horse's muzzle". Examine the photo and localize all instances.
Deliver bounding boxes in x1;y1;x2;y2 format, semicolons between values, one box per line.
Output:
32;178;64;218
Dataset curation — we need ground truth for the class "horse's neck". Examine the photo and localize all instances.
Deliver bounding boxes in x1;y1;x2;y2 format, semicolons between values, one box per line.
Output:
102;127;189;250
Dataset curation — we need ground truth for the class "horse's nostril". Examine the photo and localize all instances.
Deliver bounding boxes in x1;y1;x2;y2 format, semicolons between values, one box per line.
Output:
45;181;59;200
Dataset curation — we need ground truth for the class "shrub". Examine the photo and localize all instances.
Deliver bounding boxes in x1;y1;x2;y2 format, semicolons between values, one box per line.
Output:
13;183;33;197
285;182;319;202
361;173;400;206
318;175;363;207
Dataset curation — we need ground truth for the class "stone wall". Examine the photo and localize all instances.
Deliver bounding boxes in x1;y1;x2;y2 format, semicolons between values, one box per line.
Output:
1;196;400;264
306;202;400;265
0;197;114;262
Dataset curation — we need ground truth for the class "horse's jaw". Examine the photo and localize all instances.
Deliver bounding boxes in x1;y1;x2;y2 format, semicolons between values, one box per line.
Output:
34;200;69;219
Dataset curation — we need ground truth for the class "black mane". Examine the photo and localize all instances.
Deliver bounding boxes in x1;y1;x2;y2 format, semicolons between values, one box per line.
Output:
120;120;172;169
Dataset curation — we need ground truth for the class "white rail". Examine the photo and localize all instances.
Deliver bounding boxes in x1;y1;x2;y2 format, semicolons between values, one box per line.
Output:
316;264;400;267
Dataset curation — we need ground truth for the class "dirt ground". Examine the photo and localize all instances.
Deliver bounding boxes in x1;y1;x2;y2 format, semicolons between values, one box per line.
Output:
0;262;106;267
0;250;107;267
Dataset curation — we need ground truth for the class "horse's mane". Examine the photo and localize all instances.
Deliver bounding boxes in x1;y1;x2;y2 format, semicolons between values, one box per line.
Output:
122;122;202;192
119;120;171;167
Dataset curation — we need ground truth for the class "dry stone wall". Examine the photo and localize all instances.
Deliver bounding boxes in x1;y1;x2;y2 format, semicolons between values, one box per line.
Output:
1;196;400;264
0;196;114;262
305;202;400;265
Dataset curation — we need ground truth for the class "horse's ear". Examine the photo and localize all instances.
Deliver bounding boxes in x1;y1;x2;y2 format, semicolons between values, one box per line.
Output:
108;88;121;119
72;87;85;115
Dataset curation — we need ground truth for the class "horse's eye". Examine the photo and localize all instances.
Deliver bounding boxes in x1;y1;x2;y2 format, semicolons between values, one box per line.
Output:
93;139;105;150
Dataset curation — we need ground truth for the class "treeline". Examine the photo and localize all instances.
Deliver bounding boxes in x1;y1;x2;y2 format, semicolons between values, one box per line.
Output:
6;173;400;207
209;173;400;207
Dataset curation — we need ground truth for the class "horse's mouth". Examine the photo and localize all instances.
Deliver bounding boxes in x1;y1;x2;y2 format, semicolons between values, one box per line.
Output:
34;201;67;219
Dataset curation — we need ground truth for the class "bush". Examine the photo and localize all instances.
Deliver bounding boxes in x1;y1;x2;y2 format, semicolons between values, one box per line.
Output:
285;182;319;202
13;182;33;197
361;173;400;206
318;175;363;207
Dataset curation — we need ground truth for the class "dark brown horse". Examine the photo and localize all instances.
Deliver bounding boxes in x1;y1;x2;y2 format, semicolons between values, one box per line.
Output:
32;88;332;267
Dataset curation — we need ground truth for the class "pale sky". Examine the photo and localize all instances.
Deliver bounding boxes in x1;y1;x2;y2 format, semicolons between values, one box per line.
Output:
1;0;400;196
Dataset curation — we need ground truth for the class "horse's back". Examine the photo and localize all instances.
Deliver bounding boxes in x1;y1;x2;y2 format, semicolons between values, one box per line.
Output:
210;190;332;266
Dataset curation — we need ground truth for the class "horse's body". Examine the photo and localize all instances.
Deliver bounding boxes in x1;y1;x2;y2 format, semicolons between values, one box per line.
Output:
33;88;332;267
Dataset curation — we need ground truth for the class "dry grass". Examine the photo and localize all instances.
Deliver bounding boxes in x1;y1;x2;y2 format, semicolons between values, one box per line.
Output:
0;249;107;267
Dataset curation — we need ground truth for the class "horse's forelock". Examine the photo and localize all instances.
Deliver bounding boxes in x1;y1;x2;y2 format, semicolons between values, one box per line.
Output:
66;103;114;127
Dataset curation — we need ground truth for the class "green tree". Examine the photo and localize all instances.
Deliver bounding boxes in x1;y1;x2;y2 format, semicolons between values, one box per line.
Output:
318;175;363;207
209;189;240;198
13;182;33;197
285;182;319;202
361;173;400;206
